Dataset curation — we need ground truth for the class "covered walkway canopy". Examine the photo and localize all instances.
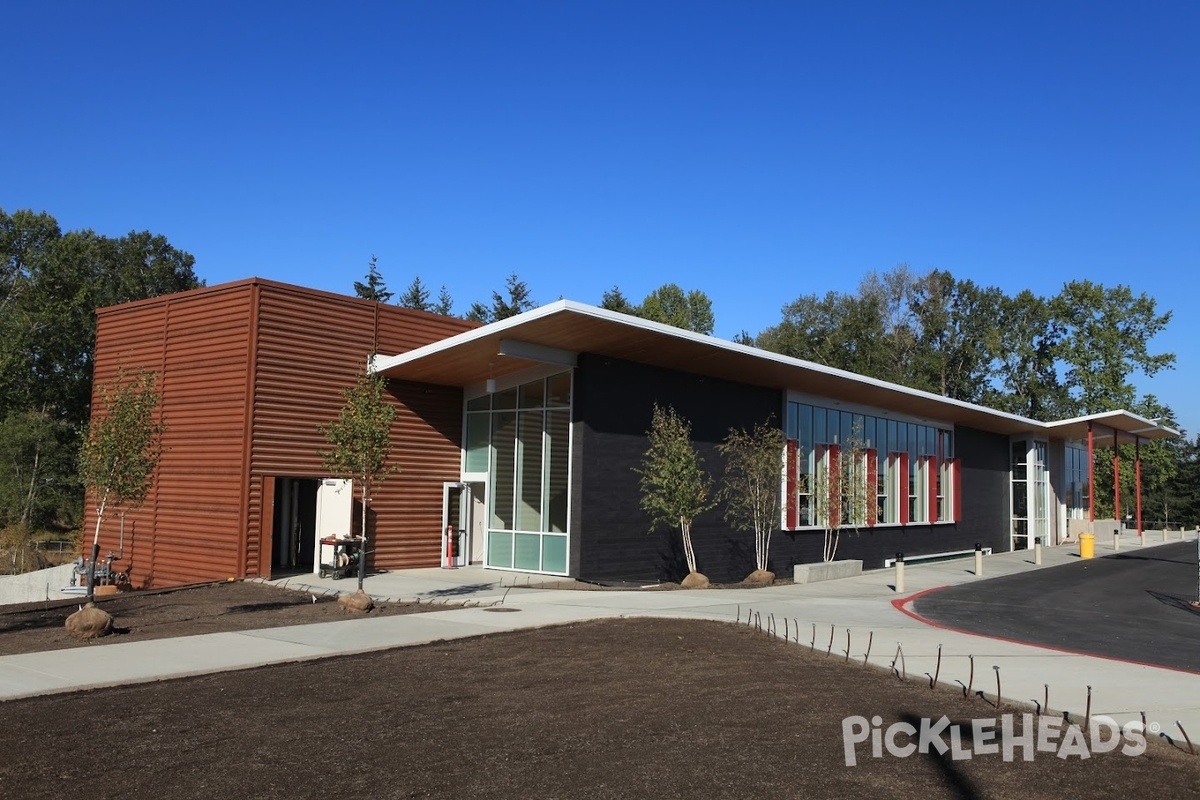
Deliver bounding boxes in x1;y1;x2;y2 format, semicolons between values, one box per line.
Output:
1046;411;1180;533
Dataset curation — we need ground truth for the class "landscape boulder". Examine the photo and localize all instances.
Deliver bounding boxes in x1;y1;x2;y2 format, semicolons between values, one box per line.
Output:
338;589;375;613
743;569;775;587
680;571;710;590
65;603;114;640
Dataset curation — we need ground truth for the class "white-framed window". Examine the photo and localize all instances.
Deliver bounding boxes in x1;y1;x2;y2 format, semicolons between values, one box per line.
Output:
784;399;958;528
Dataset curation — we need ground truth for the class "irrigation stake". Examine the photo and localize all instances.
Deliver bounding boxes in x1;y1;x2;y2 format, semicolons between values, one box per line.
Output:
966;655;974;698
793;619;799;644
892;643;906;681
810;623;816;652
1177;721;1196;755
826;624;835;657
784;617;789;642
769;613;776;637
993;665;1002;709
1141;711;1148;737
843;629;851;663
1044;685;1049;718
736;605;741;624
1085;686;1092;738
863;631;874;666
931;644;942;690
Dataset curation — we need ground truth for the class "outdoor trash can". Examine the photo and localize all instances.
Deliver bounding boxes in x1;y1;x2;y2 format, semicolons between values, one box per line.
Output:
1079;533;1095;559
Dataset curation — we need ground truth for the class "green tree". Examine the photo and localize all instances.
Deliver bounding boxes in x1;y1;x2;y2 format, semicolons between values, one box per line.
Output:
397;276;432;311
354;255;393;303
433;286;454;316
600;286;638;315
79;368;166;601
638;284;715;334
1052;280;1174;415
634;404;716;579
983;290;1067;419
0;409;77;532
717;421;782;575
2;209;198;534
318;371;397;591
908;271;1001;402
466;273;536;323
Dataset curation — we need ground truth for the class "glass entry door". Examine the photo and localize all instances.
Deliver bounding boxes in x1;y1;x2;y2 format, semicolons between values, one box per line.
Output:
441;482;469;568
1011;439;1049;551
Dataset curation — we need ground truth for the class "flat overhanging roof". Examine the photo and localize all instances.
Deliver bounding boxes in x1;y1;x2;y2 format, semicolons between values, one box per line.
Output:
1044;411;1179;445
373;300;1178;441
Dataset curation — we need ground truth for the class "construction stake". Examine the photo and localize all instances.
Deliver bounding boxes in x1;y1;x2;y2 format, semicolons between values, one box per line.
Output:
1177;721;1196;756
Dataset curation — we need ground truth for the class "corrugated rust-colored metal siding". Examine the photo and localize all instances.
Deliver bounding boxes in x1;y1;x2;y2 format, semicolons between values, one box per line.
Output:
89;278;476;588
249;284;472;573
87;285;253;588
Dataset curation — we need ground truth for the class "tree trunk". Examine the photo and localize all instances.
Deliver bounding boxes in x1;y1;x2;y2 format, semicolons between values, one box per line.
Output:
19;440;41;529
680;518;696;574
86;498;106;603
357;480;369;591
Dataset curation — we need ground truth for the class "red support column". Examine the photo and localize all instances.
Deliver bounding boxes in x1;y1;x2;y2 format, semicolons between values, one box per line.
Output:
1113;429;1121;526
1135;437;1143;537
1087;422;1095;523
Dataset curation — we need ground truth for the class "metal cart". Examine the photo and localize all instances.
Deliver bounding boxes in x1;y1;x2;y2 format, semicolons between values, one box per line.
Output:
318;536;363;579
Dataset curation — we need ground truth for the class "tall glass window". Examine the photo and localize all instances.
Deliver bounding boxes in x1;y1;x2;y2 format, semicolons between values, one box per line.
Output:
467;372;572;574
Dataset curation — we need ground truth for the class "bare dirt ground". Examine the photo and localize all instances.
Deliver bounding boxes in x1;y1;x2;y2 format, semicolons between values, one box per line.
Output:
1;618;1196;799
0;581;437;656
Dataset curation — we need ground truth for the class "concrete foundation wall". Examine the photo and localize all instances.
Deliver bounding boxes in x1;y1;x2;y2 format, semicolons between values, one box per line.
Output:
0;564;79;605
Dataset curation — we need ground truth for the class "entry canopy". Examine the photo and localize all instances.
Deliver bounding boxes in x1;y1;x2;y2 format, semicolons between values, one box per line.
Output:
372;300;1179;442
1044;411;1179;446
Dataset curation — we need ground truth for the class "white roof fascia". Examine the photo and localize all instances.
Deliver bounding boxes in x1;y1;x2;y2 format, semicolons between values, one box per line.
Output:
373;299;1165;437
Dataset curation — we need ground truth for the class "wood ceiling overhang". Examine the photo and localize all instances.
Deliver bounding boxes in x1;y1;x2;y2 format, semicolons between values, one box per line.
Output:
373;301;1179;442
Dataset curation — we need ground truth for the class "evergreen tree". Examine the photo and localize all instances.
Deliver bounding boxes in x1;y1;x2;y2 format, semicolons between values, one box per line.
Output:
353;256;393;303
397;276;432;312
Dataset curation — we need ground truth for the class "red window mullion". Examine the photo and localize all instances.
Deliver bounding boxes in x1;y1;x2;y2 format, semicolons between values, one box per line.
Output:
786;439;798;529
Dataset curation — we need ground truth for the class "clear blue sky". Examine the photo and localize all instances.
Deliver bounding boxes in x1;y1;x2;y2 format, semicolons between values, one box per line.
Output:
5;2;1197;432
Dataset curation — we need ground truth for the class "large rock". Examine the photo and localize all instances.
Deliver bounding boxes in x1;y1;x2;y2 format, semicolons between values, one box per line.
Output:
680;571;710;590
743;569;775;587
338;589;375;613
65;603;114;640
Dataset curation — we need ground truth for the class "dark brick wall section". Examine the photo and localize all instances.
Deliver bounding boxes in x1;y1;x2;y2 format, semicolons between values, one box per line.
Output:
572;353;1012;583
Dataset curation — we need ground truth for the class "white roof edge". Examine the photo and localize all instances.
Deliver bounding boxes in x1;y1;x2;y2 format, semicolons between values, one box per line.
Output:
373;300;1174;435
1044;410;1180;437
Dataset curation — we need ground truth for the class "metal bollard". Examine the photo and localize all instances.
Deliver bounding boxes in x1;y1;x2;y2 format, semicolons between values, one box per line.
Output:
895;552;905;594
1114;529;1120;551
1034;536;1042;566
974;542;983;577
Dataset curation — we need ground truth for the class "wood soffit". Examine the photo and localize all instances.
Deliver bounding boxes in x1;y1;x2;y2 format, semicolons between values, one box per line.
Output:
373;302;1179;441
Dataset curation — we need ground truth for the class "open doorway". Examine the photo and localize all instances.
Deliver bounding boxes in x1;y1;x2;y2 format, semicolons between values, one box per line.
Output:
272;477;319;574
270;477;355;576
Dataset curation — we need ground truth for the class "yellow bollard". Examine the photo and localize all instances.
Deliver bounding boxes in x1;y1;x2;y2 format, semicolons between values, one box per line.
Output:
1080;533;1095;559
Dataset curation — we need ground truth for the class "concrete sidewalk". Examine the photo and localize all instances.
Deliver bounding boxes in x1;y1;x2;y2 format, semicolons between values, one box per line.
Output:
1;529;1197;746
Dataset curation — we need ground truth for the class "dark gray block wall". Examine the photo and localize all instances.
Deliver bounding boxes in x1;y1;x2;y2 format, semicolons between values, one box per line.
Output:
569;353;1011;583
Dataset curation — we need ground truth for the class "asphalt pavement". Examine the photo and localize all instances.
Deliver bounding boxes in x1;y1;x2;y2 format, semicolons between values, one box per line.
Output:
912;540;1200;673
